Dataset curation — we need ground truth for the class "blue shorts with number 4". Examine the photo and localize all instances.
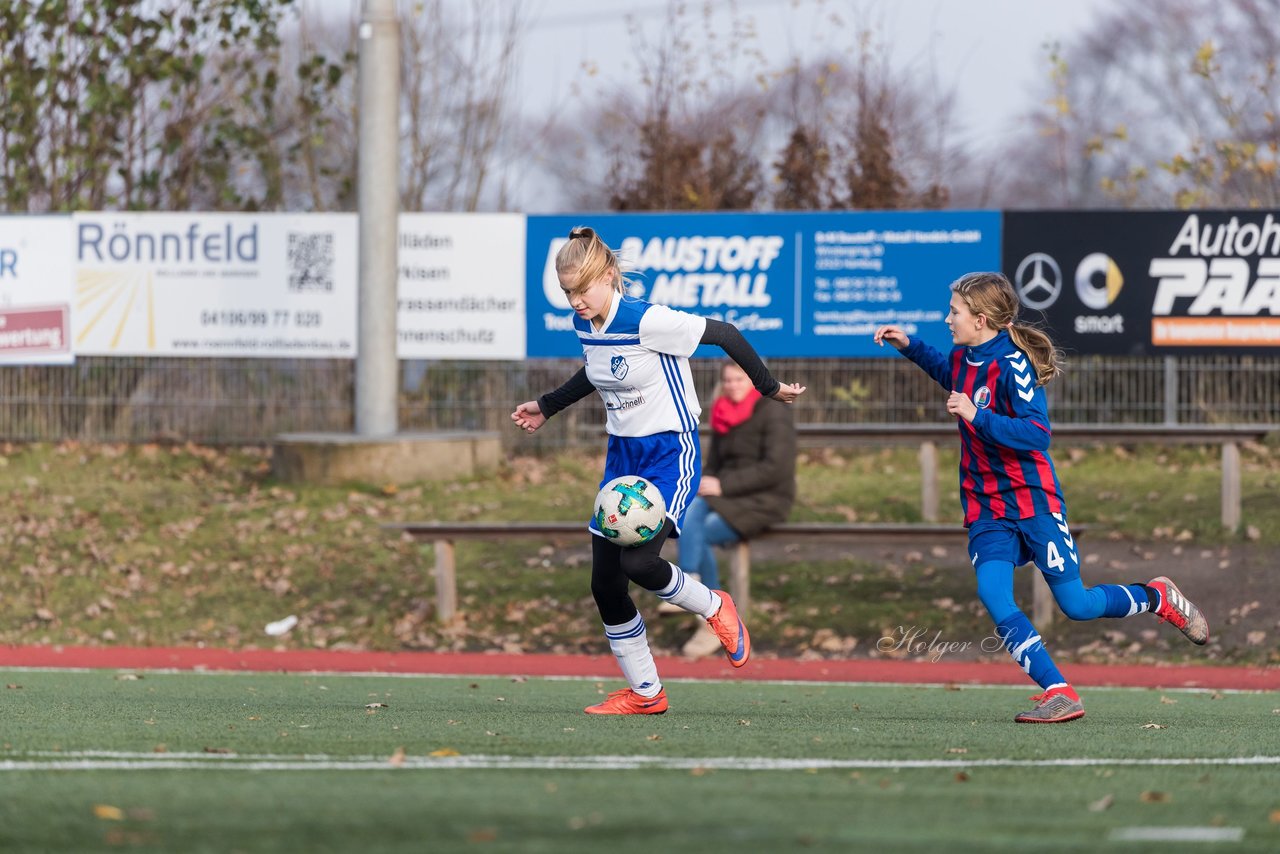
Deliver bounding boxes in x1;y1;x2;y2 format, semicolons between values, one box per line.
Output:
967;512;1081;581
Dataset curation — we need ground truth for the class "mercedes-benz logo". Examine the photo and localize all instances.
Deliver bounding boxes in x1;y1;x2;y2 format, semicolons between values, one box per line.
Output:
1014;252;1063;310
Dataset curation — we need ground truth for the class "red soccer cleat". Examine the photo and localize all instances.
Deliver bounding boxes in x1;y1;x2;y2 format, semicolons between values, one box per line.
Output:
584;687;668;715
706;591;751;668
1148;576;1209;645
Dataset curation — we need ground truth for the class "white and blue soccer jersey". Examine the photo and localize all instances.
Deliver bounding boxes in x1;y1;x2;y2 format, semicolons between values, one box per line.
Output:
576;295;706;438
576;295;706;535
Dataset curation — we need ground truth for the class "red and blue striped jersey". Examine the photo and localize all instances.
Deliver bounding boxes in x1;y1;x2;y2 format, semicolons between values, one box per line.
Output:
900;331;1065;525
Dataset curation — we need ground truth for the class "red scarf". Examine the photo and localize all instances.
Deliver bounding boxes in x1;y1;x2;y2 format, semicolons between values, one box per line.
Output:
709;389;762;434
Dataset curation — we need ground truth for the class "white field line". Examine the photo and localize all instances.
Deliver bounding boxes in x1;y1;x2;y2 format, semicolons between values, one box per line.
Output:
2;751;1279;773
0;666;1270;694
1109;827;1245;842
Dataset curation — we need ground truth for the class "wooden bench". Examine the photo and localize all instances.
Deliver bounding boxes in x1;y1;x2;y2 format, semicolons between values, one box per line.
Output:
383;520;1081;628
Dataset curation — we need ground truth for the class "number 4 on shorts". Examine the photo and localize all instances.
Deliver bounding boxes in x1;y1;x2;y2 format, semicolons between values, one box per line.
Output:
1045;541;1065;573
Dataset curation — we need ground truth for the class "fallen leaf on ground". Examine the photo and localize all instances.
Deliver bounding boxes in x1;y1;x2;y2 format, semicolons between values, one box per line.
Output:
1089;794;1115;812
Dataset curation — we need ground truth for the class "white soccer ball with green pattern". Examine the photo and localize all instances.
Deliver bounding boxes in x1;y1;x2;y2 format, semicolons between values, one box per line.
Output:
594;475;667;547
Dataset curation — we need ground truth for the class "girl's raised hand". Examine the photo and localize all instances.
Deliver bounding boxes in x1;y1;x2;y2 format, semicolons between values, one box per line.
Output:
772;382;807;404
873;325;910;350
510;400;547;434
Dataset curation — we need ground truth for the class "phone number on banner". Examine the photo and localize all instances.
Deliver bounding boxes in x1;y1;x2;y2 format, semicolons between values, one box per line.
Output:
200;311;322;327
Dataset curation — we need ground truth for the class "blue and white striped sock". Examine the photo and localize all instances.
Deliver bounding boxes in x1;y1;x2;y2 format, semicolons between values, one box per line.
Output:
603;614;662;697
996;611;1066;690
656;564;719;618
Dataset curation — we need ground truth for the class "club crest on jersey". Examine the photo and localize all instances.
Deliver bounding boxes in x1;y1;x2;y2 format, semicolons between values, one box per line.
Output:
973;386;992;408
610;355;629;380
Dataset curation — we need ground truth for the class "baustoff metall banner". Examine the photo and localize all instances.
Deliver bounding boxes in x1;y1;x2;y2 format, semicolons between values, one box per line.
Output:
1004;211;1280;355
526;211;1000;358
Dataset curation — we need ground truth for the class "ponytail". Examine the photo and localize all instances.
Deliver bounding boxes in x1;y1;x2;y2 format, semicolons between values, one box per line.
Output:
950;271;1065;386
1008;323;1064;386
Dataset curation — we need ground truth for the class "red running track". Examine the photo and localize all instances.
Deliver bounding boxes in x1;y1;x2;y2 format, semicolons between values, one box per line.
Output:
2;645;1276;691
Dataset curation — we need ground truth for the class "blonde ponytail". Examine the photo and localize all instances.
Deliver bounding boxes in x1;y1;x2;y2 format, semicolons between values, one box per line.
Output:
1008;324;1064;386
950;271;1065;386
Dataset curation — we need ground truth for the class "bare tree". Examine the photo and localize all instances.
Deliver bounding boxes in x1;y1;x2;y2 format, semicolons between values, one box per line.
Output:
526;0;968;213
764;26;960;211
397;0;526;211
991;0;1280;209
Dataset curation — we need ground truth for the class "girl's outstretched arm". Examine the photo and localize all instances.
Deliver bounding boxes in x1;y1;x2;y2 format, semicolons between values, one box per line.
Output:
701;319;806;403
876;326;952;391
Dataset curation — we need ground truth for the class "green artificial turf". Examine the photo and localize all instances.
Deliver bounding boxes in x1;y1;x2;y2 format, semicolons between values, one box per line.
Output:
1;670;1277;853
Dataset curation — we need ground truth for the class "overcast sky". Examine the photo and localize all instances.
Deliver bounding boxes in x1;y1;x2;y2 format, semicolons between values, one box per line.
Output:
506;0;1111;208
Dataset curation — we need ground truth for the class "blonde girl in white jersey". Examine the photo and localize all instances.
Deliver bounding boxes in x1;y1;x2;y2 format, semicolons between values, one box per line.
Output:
512;226;805;715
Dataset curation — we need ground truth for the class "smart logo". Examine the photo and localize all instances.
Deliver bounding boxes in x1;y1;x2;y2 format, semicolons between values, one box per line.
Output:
1075;252;1124;310
1072;251;1126;335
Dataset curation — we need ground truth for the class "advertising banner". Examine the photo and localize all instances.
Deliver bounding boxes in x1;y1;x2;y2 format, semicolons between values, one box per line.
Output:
73;212;357;358
397;213;525;359
526;211;1001;358
1004;210;1280;355
0;216;74;364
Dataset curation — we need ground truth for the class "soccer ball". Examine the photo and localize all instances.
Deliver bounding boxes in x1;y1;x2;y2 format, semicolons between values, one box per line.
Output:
594;475;667;547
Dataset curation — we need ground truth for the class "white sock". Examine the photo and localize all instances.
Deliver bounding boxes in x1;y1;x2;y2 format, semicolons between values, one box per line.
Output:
656;563;721;619
603;614;662;697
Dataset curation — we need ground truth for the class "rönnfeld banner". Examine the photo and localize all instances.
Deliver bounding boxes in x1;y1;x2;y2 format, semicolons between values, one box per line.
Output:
0;216;74;365
73;212;358;358
525;211;1002;358
1003;210;1280;356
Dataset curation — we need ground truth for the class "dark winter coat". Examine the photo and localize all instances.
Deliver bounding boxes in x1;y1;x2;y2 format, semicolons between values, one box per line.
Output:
703;396;797;539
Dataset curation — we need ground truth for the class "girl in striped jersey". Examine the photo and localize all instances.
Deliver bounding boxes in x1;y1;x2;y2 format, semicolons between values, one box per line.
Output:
512;226;805;715
875;272;1208;723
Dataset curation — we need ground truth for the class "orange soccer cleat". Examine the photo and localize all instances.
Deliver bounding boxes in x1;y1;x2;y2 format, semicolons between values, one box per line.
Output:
706;591;751;668
584;687;669;715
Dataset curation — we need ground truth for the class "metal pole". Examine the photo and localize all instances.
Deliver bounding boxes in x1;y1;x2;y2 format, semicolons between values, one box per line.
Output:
356;0;400;437
1163;355;1178;425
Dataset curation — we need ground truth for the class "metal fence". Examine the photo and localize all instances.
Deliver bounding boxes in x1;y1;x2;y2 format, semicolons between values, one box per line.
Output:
2;355;1278;448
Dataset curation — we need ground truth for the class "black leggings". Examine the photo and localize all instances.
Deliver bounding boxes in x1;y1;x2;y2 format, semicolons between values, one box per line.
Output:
590;518;677;626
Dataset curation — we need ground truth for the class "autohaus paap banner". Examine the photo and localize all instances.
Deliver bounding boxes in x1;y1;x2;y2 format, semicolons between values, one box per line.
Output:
1003;211;1280;355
